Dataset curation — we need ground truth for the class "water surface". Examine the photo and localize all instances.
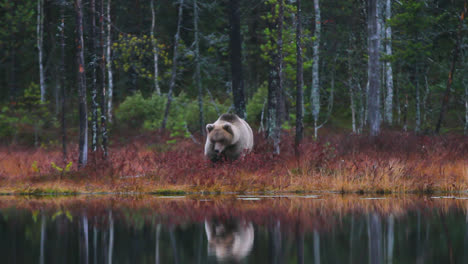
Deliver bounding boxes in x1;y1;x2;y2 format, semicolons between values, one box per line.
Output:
0;194;467;263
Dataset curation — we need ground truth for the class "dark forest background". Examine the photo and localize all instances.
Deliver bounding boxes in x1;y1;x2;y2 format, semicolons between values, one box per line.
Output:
0;0;467;166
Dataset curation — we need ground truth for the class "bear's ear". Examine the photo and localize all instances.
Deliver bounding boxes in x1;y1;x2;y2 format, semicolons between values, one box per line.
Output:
206;124;214;133
222;124;233;135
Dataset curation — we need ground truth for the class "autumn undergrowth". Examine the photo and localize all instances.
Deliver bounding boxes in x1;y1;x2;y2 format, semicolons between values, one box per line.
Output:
0;130;467;194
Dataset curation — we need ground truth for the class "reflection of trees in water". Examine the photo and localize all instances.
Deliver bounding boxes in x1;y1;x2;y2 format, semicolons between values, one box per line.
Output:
1;196;468;263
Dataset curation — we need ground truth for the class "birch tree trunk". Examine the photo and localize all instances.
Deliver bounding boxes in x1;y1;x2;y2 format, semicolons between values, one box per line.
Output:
295;0;304;153
311;0;321;138
108;211;114;264
40;214;46;264
151;0;160;95
194;0;205;136
348;44;356;133
384;0;394;125
59;0;67;161
91;0;99;152
313;230;320;264
229;0;246;119
75;0;88;167
106;0;114;124
162;0;184;129
368;0;382;136
435;0;467;134
37;0;46;102
100;0;108;157
267;0;284;155
82;216;89;264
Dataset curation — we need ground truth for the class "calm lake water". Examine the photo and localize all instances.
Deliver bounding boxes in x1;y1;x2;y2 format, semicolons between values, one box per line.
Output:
0;194;467;264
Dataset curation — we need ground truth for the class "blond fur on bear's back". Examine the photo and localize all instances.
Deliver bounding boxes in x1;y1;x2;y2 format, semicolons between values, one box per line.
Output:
204;114;254;162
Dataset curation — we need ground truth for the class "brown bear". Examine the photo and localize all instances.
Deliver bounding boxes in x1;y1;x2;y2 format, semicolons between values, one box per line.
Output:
204;113;254;162
204;219;254;262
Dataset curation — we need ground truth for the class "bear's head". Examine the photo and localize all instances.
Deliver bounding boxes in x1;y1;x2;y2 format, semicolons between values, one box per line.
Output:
206;122;235;155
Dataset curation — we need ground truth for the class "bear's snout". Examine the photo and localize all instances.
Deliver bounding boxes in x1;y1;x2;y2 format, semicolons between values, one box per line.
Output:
214;142;225;154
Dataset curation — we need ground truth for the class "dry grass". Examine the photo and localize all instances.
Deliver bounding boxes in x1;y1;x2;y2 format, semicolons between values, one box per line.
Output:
0;131;467;194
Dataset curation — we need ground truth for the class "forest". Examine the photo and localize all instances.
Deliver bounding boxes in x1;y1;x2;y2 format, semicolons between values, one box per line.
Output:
0;0;467;193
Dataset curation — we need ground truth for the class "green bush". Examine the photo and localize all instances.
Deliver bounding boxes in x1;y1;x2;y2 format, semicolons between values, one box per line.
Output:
115;92;230;135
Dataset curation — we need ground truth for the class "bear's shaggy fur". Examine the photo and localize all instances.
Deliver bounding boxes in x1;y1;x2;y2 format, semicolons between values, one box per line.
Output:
204;113;254;162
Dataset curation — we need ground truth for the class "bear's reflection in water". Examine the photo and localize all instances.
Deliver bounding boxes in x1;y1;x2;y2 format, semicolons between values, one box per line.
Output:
205;219;254;262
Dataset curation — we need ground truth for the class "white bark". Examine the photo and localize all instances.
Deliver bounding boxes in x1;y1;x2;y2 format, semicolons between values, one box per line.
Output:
37;0;46;102
313;230;320;264
384;0;393;125
387;214;394;264
106;0;114;123
368;0;382;136
108;211;114;264
83;216;89;264
151;0;160;95
311;0;321;138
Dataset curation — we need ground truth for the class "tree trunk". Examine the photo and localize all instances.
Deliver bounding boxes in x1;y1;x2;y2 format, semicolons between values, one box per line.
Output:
368;214;383;264
108;211;114;264
37;0;46;102
229;0;246;119
387;214;394;264
91;0;99;152
59;0;67;161
368;0;382;136
348;46;356;133
75;0;88;167
161;0;184;129
151;0;160;95
415;74;421;133
313;230;320;264
267;0;284;155
435;0;467;134
295;0;304;154
194;0;205;136
403;94;408;131
311;0;321;138
40;214;46;264
82;216;89;264
384;0;393;125
100;0;108;157
106;0;114;124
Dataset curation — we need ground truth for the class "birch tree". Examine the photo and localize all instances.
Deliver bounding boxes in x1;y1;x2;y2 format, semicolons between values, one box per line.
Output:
229;0;246;119
295;0;304;153
37;0;45;102
267;0;284;155
311;0;321;138
100;0;108;157
384;0;394;125
151;0;160;95
194;0;204;136
162;0;184;129
75;0;88;167
106;0;114;124
368;0;382;136
91;0;99;152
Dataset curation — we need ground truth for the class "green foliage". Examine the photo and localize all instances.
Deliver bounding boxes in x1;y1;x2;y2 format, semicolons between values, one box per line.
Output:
116;92;230;135
246;82;268;125
51;162;73;173
0;83;56;144
260;0;313;81
113;33;170;79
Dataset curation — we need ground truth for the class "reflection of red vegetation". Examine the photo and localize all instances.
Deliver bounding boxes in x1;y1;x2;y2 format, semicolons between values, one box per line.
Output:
0;195;463;233
0;131;467;193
